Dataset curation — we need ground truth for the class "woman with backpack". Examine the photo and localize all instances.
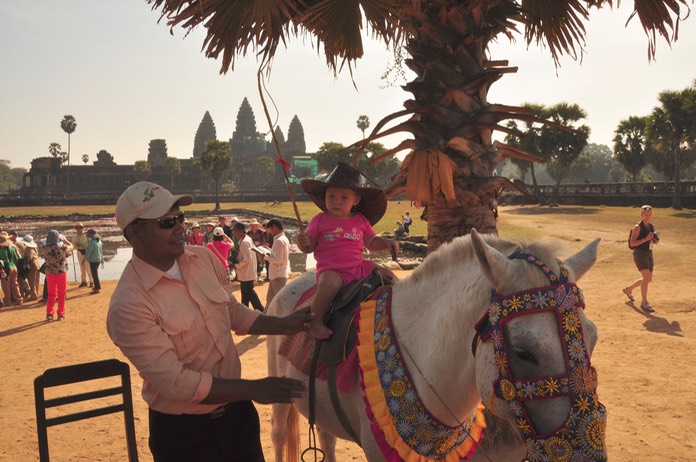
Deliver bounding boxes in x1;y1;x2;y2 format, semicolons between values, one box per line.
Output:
623;205;660;313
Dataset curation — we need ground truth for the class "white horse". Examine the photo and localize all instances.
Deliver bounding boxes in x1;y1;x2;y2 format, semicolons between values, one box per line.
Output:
267;230;601;461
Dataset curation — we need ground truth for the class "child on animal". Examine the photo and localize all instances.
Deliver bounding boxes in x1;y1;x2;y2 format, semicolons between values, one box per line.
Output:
297;163;398;339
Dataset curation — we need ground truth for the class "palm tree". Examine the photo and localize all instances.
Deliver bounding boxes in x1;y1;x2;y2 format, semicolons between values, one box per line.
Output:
148;0;688;250
199;140;232;210
82;154;89;165
613;116;649;183
60;115;77;196
48;142;62;158
163;156;182;189
504;103;548;203
133;160;152;181
645;85;696;209
540;103;590;204
356;115;370;139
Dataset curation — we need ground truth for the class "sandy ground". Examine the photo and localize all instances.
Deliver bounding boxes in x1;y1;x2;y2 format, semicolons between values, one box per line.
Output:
1;206;695;461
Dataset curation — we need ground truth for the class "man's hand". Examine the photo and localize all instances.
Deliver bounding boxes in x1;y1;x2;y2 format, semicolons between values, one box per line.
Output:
282;307;314;335
251;377;305;404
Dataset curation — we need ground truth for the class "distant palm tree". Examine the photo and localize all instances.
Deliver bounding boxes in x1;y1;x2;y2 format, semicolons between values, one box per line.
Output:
199;140;232;210
133;160;152;181
48;143;62;158
163;157;182;189
60;115;77;196
149;0;689;251
356;115;370;139
82;154;89;165
614;116;649;183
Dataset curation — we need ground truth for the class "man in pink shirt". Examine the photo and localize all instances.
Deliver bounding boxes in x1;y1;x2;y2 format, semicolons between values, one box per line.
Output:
107;181;312;462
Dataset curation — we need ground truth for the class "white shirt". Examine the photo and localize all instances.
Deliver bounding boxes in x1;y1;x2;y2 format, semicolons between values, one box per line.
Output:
266;232;290;280
235;234;257;282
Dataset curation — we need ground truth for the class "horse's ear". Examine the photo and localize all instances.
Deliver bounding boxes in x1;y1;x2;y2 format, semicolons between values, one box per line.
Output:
471;229;511;291
564;238;600;281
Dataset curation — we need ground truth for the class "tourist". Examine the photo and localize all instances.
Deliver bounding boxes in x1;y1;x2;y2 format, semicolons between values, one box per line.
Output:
40;230;74;321
84;229;103;295
204;222;216;244
263;219;290;307
206;226;234;273
0;232;23;306
21;235;41;301
401;211;412;234
9;230;30;298
394;221;406;239
73;222;93;288
182;218;191;245
623;205;660;313
187;222;205;246
228;216;240;279
233;221;264;311
107;181;311;461
297;162;398;339
218;216;233;237
247;218;266;282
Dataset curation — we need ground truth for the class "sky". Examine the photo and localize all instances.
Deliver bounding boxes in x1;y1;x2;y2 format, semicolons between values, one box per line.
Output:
1;1;695;171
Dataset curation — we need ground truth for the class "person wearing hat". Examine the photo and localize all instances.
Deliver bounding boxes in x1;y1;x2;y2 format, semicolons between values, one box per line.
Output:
206;226;234;272
73;222;93;288
187;222;205;246
0;231;23;306
21;235;41;301
298;162;399;339
106;181;312;462
203;222;216;244
40;230;74;320
84;229;103;294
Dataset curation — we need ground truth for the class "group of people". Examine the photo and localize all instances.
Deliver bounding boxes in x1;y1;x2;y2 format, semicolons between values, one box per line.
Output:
181;213;291;312
0;224;103;321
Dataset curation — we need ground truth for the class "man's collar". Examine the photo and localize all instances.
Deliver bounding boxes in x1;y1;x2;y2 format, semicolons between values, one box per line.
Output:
131;249;196;290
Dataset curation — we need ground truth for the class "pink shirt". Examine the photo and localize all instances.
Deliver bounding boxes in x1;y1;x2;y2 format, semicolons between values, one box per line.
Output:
306;212;375;283
107;245;261;415
206;240;233;270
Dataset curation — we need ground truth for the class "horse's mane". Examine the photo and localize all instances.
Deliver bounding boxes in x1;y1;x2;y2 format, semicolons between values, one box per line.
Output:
407;233;571;284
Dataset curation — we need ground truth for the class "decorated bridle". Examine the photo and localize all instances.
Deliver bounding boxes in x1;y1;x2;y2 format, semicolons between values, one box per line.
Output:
473;251;607;462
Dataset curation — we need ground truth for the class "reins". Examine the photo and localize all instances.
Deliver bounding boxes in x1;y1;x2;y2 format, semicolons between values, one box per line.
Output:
391;314;494;462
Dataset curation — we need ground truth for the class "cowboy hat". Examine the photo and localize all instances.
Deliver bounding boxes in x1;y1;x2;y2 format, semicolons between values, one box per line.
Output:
248;218;260;226
301;162;387;225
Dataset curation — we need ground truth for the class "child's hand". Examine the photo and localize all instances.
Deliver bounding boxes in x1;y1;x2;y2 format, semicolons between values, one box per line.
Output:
297;231;312;252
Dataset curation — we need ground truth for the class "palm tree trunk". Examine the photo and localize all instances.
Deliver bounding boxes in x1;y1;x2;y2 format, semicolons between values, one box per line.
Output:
530;164;545;204
551;171;564;204
426;202;497;251
214;178;221;210
672;149;683;209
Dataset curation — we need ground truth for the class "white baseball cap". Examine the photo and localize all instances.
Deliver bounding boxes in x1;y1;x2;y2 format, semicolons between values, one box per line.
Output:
213;226;225;237
115;181;193;230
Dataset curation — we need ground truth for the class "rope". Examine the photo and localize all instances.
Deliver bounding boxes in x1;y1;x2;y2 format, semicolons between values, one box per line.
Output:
256;65;305;232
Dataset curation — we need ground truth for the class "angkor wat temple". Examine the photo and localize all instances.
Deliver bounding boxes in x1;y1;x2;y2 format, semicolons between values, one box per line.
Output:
16;98;316;204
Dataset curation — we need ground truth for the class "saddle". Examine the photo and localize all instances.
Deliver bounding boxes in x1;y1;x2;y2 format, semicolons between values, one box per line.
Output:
308;271;392;445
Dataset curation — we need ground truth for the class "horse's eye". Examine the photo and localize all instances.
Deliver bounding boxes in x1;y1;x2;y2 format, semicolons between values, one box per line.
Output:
513;347;537;364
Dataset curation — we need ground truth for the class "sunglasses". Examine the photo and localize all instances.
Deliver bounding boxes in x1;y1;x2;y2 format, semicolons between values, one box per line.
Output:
132;212;186;229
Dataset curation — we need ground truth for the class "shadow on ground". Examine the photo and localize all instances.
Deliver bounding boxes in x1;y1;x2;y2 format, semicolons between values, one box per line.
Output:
504;206;602;216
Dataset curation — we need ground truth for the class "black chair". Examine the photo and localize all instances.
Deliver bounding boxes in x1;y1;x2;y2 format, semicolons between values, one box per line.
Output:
34;359;139;461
